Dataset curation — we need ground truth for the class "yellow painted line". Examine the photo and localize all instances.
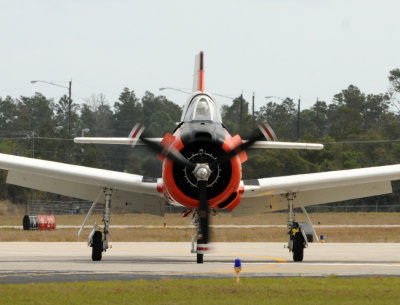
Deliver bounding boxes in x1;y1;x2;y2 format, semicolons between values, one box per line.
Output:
116;247;288;263
111;246;288;275
195;264;359;275
241;264;280;272
179;264;279;275
214;252;287;263
116;247;189;254
257;265;359;273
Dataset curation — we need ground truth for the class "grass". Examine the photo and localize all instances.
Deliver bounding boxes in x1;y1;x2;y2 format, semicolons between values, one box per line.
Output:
0;277;400;305
1;212;400;242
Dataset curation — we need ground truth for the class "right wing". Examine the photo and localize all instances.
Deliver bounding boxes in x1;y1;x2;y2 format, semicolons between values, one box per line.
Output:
74;123;162;146
0;153;165;216
74;137;163;145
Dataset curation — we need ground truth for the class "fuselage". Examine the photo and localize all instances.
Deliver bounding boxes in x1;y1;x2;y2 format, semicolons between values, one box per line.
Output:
158;92;246;210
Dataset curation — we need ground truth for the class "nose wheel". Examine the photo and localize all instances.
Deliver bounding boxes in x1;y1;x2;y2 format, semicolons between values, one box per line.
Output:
190;211;210;264
196;238;204;263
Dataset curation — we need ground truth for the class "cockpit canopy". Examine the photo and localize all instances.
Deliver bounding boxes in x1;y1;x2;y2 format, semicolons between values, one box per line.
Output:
182;95;222;122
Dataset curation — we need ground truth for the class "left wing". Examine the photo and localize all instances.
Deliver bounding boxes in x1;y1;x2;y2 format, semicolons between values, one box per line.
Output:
234;164;400;216
0;153;165;216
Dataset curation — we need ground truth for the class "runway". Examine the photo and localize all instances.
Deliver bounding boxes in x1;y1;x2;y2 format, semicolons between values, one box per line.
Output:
0;242;399;283
3;224;400;229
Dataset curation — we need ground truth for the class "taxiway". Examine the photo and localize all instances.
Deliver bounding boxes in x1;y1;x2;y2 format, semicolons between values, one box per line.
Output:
0;242;399;283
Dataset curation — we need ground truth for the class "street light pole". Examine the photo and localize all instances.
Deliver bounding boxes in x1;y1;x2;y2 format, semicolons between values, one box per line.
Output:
159;87;191;94
160;87;235;100
31;79;72;133
265;96;286;101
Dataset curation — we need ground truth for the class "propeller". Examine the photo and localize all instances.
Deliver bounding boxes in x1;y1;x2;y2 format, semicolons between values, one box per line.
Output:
140;137;196;170
212;132;265;166
139;127;266;245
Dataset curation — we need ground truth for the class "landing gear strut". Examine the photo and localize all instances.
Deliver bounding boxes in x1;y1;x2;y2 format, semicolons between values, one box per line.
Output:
90;188;113;261
190;211;208;264
286;193;306;262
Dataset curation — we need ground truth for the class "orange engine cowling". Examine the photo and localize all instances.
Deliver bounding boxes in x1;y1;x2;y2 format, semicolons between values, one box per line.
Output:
160;131;246;210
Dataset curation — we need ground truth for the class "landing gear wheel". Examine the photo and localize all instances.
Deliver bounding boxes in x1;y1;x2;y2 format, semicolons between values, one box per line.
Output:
292;232;304;262
92;231;103;261
197;238;204;264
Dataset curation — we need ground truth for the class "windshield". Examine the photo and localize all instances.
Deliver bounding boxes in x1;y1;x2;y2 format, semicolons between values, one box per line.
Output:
183;96;220;122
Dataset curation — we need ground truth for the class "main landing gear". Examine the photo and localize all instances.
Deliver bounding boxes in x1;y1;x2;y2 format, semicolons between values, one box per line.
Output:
89;188;113;261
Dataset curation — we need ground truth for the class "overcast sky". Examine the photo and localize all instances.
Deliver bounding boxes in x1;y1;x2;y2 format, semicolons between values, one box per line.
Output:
0;0;399;111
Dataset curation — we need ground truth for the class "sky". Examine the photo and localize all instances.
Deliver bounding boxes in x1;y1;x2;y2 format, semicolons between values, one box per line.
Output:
0;0;399;111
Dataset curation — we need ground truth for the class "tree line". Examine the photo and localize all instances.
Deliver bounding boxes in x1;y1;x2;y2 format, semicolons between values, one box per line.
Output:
0;69;400;205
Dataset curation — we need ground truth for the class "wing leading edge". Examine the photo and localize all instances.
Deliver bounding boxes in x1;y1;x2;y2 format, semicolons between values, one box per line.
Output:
0;153;165;216
235;164;400;216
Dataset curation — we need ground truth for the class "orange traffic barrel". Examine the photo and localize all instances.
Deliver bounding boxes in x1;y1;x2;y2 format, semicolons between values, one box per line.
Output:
23;215;56;230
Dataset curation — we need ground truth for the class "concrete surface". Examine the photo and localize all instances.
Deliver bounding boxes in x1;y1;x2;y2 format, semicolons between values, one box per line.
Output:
0;242;399;283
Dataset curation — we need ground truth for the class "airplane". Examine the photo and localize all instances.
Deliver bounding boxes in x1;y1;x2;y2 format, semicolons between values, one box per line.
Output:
1;51;400;264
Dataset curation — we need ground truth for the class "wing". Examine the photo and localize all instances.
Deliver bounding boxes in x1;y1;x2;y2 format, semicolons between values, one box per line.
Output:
247;141;323;150
0;153;165;216
74;137;163;145
234;165;400;216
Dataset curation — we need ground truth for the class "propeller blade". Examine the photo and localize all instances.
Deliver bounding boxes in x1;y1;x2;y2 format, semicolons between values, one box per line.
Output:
214;132;265;166
140;136;196;170
198;180;209;244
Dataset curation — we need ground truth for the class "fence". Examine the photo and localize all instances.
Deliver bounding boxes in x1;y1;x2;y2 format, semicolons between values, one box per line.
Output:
24;201;104;215
22;201;185;215
303;204;400;213
11;201;400;215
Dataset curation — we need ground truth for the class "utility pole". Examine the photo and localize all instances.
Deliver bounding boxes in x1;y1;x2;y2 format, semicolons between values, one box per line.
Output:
30;79;72;134
315;98;319;138
29;131;35;213
297;98;301;140
239;93;243;127
252;92;255;133
68;80;72;134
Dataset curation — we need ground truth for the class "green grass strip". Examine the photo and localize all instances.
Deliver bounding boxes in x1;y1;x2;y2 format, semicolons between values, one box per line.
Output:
1;276;400;305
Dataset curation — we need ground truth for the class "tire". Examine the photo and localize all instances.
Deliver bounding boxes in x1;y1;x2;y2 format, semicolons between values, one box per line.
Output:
92;231;103;261
197;238;204;264
292;232;304;262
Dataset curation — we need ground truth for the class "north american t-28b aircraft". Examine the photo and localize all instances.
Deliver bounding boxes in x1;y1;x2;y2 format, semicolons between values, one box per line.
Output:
1;51;400;263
